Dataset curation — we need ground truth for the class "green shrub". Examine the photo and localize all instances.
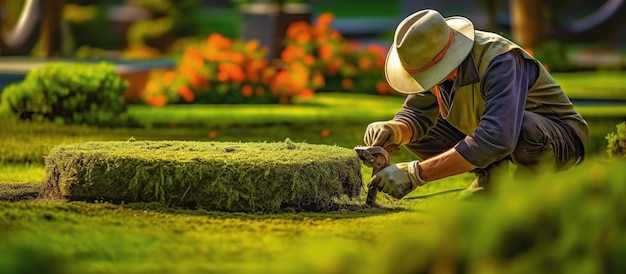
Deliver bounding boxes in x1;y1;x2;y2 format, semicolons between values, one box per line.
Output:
532;40;570;72
40;139;363;212
339;158;626;274
0;62;131;126
606;121;626;158
0;245;65;274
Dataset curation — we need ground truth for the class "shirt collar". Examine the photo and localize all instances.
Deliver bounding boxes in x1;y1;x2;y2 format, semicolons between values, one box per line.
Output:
453;52;480;89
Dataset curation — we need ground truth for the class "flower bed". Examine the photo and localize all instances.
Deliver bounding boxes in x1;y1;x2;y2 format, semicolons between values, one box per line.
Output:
143;13;394;106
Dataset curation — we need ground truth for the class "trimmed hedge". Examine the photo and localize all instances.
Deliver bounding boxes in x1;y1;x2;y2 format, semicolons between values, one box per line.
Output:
40;139;363;212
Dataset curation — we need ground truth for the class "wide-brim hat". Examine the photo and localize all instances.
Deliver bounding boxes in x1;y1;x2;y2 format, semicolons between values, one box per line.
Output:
385;9;475;94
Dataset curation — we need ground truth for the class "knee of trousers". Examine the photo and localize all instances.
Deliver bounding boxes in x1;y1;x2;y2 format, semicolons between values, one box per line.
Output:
510;120;552;167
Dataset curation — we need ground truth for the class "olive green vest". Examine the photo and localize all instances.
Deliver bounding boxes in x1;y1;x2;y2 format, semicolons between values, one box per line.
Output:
439;30;588;145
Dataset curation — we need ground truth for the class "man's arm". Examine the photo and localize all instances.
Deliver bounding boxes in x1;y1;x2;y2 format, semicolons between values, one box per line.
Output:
419;51;539;183
393;93;440;144
416;147;476;182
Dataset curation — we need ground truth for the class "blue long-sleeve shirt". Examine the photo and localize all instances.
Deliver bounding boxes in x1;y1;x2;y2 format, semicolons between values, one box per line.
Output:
395;51;539;168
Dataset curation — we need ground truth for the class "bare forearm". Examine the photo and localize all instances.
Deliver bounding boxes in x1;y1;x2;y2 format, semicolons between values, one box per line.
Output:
416;148;476;183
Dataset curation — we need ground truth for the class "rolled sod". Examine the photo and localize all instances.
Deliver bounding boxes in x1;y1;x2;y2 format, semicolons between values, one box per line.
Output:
40;139;363;212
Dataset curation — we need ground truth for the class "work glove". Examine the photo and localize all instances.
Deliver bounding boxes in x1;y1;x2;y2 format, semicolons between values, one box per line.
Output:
370;161;426;199
364;120;412;154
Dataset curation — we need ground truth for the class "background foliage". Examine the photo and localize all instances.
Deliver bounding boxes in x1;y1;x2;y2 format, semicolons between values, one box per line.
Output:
0;62;131;126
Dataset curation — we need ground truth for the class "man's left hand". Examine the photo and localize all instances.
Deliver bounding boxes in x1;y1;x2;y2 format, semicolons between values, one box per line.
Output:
370;161;426;199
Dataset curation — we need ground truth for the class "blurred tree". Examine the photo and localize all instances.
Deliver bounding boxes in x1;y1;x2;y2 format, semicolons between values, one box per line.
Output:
41;0;65;57
236;0;311;60
509;0;626;47
510;0;545;48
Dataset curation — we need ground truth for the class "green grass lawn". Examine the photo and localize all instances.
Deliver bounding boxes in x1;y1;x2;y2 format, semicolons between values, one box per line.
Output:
1;88;625;273
553;70;626;100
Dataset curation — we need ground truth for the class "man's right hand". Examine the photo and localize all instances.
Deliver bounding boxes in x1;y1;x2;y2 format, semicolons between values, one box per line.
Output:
364;120;412;153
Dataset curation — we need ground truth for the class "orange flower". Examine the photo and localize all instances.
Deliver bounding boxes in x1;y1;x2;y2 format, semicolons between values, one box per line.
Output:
299;88;314;100
281;45;298;62
189;72;208;89
147;95;167;107
229;64;246;82
368;44;387;57
162;71;177;85
208;130;218;138
320;128;331;138
318;44;334;60
245;40;259;52
231;52;244;64
327;59;342;75
241;85;253;97
341;78;354;90
312;72;325;88
207;33;232;49
296;32;311;44
246;59;267;81
145;80;159;93
358;57;372;70
281;45;306;62
217;71;229;82
183;48;204;68
376;81;392;95
178;85;195;102
303;55;315;66
271;70;293;95
289;63;310;92
262;67;277;84
316;13;334;29
286;21;310;38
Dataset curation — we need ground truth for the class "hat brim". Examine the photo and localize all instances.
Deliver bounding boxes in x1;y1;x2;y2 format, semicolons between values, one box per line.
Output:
385;17;475;94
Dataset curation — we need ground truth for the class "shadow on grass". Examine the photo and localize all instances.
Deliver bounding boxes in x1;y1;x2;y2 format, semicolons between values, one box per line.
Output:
1;181;411;219
0;182;41;201
119;198;412;220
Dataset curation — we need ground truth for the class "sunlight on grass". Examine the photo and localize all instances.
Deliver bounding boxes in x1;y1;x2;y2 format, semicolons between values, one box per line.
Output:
128;93;404;127
554;71;626;99
0;164;44;182
575;105;626;117
3;158;624;273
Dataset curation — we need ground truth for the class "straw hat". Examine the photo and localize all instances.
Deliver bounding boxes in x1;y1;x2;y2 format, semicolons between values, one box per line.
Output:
385;9;475;93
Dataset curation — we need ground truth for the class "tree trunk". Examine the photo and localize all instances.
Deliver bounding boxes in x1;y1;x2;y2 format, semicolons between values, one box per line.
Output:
40;0;65;57
510;0;545;48
240;3;310;60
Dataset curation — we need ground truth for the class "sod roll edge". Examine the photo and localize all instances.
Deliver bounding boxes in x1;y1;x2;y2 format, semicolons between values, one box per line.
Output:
40;139;363;212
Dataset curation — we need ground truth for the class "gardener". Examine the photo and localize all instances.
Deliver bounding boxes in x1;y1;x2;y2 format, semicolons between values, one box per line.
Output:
365;9;588;199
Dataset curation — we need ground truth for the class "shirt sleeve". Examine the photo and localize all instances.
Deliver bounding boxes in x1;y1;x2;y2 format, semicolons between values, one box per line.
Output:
393;92;440;143
455;50;539;168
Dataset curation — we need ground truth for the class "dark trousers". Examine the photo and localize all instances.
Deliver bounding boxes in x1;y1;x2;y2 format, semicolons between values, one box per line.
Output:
404;111;585;186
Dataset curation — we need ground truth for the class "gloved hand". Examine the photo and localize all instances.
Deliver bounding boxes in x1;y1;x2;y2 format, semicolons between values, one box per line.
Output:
370;161;426;199
364;121;412;154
